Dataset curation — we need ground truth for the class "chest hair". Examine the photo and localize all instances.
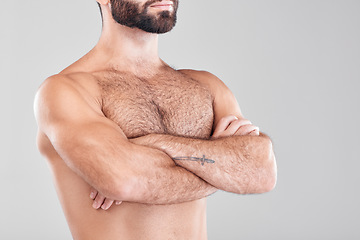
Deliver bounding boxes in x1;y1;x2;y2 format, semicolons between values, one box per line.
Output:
96;69;214;139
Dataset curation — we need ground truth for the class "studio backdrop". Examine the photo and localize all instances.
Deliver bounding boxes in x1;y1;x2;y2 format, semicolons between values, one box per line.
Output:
1;0;359;239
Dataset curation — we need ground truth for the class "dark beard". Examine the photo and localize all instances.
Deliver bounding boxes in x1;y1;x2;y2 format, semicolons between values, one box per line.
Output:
110;0;178;34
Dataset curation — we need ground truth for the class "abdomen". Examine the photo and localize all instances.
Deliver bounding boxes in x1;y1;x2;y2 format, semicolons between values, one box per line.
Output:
46;151;207;240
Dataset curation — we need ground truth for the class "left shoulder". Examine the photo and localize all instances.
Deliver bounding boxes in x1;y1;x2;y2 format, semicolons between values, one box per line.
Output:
178;69;243;122
178;69;230;97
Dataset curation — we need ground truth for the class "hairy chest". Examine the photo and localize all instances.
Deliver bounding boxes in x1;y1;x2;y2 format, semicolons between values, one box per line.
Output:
97;71;214;139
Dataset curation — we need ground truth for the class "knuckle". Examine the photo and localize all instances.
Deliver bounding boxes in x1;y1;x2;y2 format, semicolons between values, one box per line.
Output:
239;119;251;125
220;115;237;123
218;117;227;125
96;195;105;203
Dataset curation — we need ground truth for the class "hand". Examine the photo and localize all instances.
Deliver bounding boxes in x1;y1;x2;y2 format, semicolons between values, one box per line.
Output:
90;187;122;210
212;115;259;139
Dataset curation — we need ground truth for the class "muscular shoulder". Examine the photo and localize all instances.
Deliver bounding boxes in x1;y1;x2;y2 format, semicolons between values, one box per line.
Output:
34;72;103;129
178;69;219;83
37;72;101;99
178;69;232;100
178;69;243;122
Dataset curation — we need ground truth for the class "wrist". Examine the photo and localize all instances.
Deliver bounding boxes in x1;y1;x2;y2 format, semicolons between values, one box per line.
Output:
130;133;162;148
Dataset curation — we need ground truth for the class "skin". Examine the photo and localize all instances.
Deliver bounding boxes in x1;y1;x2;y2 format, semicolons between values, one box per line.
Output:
34;1;277;239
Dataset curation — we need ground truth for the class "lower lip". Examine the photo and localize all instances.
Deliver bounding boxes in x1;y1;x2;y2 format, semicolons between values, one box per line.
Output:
151;5;173;11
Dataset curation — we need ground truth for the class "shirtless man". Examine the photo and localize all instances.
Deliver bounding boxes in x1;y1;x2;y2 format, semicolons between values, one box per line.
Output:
34;0;277;239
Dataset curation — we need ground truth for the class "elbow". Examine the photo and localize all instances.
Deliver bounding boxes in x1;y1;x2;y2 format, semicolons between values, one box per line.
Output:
112;180;134;201
258;137;277;193
99;173;137;201
261;162;277;193
228;136;277;195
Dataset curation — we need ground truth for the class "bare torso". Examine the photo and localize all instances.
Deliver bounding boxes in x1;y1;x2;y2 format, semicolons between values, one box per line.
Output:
38;63;215;239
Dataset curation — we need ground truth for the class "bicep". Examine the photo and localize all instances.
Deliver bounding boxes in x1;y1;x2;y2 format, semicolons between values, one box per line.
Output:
197;71;244;127
179;69;244;127
35;75;125;135
207;74;265;138
213;84;243;126
34;76;131;197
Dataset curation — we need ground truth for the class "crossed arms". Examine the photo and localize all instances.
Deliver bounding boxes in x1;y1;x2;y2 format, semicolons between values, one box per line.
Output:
34;71;277;210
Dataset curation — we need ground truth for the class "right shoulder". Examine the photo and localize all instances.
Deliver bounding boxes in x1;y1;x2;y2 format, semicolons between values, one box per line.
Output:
34;72;104;130
36;72;101;99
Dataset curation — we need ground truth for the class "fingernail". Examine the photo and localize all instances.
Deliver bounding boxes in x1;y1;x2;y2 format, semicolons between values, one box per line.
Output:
92;201;99;209
116;201;122;205
90;192;95;199
101;205;107;210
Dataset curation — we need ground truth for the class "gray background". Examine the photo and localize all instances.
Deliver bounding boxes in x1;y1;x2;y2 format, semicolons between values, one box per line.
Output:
1;0;359;239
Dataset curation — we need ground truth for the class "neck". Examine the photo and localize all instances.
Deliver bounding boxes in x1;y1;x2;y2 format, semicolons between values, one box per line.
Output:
92;4;164;74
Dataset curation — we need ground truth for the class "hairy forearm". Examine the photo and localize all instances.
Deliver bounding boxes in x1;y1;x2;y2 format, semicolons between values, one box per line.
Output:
132;134;277;194
123;146;217;204
53;127;216;205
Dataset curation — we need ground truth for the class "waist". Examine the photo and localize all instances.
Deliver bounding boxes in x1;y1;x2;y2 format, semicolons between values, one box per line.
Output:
47;153;208;239
69;200;208;240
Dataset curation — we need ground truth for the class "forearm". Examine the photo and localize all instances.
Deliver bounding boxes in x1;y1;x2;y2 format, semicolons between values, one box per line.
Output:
132;134;276;194
52;123;216;205
123;145;217;204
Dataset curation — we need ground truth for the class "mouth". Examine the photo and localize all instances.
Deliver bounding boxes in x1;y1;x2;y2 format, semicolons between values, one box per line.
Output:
150;1;174;11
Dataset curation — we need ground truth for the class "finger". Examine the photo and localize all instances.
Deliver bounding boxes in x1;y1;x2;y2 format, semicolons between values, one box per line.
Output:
92;194;106;209
90;188;98;200
235;124;259;136
249;128;260;136
213;115;239;137
115;201;123;205
101;198;115;210
225;119;252;136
